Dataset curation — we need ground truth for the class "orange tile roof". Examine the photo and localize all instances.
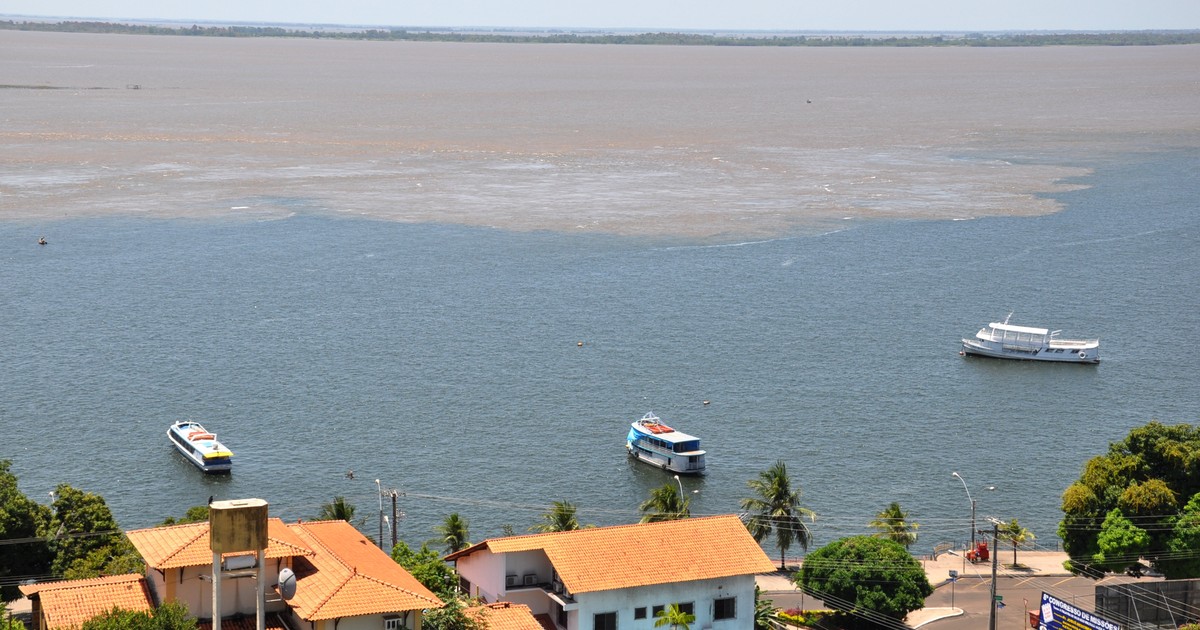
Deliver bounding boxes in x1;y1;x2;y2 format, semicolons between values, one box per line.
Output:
446;514;776;594
465;603;543;630
19;574;153;630
126;518;313;569
284;520;443;620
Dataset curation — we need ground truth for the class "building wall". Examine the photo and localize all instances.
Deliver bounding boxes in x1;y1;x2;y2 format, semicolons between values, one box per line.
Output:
148;559;287;620
572;575;756;630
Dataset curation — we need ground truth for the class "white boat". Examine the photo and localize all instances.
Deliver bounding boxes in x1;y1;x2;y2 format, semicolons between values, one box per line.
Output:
626;412;706;475
168;421;233;473
961;315;1099;363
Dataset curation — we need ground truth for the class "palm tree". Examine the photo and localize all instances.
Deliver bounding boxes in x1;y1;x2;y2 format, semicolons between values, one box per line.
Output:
998;518;1035;566
740;460;815;570
435;513;471;554
317;496;363;527
639;483;692;523
530;500;588;533
654;604;695;630
868;501;919;548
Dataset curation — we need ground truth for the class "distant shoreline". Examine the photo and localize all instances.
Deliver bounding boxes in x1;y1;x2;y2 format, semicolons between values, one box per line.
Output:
3;18;1200;46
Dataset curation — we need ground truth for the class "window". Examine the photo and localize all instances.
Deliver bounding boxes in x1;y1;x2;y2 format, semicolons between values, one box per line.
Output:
678;602;695;616
714;597;736;620
458;576;471;595
652;605;664;618
383;616;405;630
594;612;617;630
634;608;647;620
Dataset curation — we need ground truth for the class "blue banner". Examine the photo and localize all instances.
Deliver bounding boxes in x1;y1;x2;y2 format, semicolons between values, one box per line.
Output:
1038;592;1120;630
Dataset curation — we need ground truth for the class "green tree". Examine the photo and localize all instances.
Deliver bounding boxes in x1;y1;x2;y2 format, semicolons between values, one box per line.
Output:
317;496;365;528
1160;493;1200;578
1091;509;1149;574
46;484;124;578
639;484;692;523
740;460;815;569
868;502;919;549
159;506;209;526
391;540;457;600
423;596;482;630
530;500;589;533
0;460;53;601
1059;421;1200;578
1;601;28;630
997;518;1035;566
434;513;471;554
796;536;933;628
654;603;695;630
81;602;197;630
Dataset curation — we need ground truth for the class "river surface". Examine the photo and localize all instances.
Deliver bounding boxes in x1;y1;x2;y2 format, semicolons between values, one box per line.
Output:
1;32;1198;556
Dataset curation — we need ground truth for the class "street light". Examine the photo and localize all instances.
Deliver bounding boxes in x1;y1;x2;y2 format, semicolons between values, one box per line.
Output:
375;479;383;549
952;472;977;549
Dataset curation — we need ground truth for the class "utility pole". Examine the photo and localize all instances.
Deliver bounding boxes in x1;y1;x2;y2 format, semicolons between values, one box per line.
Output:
375;479;383;549
987;518;1001;630
390;490;399;550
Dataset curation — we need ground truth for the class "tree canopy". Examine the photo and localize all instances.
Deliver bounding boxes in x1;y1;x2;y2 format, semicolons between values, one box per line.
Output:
81;602;196;630
530;500;589;533
1059;421;1200;578
796;536;933;628
434;513;471;554
391;540;457;600
0;460;52;601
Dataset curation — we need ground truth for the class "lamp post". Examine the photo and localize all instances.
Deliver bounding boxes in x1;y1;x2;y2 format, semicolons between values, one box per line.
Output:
375;478;383;549
952;472;976;549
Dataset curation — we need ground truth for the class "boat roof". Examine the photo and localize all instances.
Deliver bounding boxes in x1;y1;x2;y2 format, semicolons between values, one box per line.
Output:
988;321;1049;335
632;419;700;444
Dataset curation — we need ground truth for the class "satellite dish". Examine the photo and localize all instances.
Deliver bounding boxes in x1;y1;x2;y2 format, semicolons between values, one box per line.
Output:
278;567;296;600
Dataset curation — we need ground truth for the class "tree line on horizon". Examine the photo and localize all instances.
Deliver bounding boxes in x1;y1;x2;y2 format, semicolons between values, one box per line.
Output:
3;19;1200;47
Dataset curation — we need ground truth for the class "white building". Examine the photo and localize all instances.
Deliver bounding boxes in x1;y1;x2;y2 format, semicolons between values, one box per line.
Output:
445;514;776;630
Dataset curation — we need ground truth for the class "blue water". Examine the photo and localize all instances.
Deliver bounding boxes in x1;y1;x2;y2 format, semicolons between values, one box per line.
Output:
2;150;1197;556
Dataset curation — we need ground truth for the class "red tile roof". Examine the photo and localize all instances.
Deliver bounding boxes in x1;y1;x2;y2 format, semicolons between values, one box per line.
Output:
465;603;543;630
284;520;443;620
126;518;313;569
446;515;776;594
19;574;153;630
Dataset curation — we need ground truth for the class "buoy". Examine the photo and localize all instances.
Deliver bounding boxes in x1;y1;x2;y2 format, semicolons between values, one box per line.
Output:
577;341;583;347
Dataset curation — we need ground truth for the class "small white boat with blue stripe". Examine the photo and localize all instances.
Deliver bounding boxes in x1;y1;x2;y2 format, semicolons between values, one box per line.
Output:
626;412;706;475
168;421;233;473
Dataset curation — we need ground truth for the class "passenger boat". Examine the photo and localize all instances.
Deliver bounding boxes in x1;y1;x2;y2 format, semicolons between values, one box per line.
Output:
961;315;1099;363
168;421;233;473
626;412;706;475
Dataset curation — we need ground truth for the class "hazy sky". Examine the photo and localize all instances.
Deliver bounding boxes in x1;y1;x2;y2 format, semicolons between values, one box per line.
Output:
3;0;1199;31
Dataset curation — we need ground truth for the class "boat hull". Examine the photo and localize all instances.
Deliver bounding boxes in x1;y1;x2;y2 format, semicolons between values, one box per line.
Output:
961;340;1100;363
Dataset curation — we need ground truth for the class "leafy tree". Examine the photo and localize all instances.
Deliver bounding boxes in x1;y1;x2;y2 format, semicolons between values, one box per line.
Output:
1160;493;1200;578
81;602;197;630
62;533;144;580
423;596;482;630
317;496;365;528
159;506;209;526
0;460;53;601
867;502;919;549
741;460;815;569
639;484;692;523
1;601;28;630
391;540;457;600
796;536;933;628
997;518;1035;566
1059;421;1200;578
654;603;695;630
46;484;124;578
434;513;471;554
530;500;589;533
1091;509;1149;574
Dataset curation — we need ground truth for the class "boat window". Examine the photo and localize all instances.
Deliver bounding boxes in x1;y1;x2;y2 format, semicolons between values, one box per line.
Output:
675;440;699;453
